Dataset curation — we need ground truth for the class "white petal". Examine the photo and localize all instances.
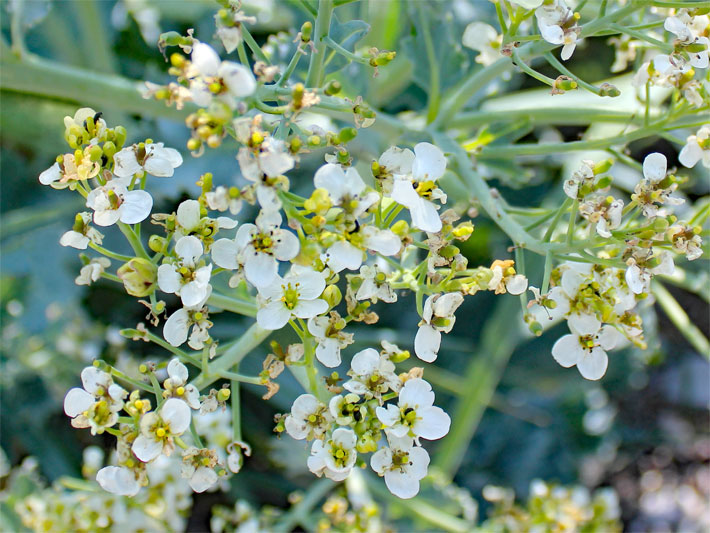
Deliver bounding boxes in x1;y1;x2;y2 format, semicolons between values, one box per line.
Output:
407;446;431;479
314;163;347;203
219;61;257;98
679;142;702;168
181;280;210;308
64;388;94;417
315;338;342;367
93;208;122;227
177;200;202;232
81;367;109;394
379;146;414;174
175;235;203;266
272;230;300;261
577;346;608;380
414;406;451;440
410;198;442;233
60;231;90;249
112;149;142;178
568;312;601;336
244;253;278;288
412;142;446;182
39;162;62;185
462;22;498;51
350;348;380;375
161;397;191;434
598;325;621;351
325;241;364;272
211;238;240;270
119;190;153;224
189;466;218;493
643;152;667;182
191;42;221;76
370;447;392;475
96;466;141;496
376;404;400;427
399;378;435;409
144;155;176;177
292;298;329;319
158;264;182;294
132;435;163;462
362;227;401;256
167;357;189;383
257;300;292;330
506;275;528;295
384;470;420;499
414;325;441;363
551;333;582;368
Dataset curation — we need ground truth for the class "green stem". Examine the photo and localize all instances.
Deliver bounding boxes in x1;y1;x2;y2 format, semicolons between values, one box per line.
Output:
512;49;556;88
232;377;242;441
241;25;270;65
277;47;305;87
567;200;578;245
216;370;263;385
190;322;271;390
190;419;205;448
273;478;335;533
89;242;133;262
304;0;334;88
652;282;710;359
543;52;607;96
207;292;257;317
608;23;673;53
120;328;201;366
449;108;642;129
117;222;149;260
322;36;369;65
108;367;153;393
418;4;440;124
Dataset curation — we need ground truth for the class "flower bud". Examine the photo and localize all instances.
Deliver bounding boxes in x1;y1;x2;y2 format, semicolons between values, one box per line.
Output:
117;258;158;297
324;80;341;96
390;220;409;236
336;127;357;144
653;217;669;232
599;82;620;97
528;320;543;336
149;235;168;253
389;349;410;363
113;126;127;148
289;136;302;153
217;388;231;402
593;158;614;175
439;245;460;259
323;285;342;308
373;50;396;66
304;188;332;214
307;135;322;147
553;75;577;92
300;21;313;42
595;175;612;190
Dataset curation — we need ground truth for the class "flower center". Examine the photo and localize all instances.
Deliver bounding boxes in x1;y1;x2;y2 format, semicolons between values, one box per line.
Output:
391;450;411;470
413;180;436;199
281;283;301;310
330;443;351;468
252;232;274;252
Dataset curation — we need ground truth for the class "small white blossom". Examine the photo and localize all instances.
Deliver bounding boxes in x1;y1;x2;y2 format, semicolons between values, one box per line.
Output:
256;268;328;330
314;163;379;219
376;378;451;443
390;142;448;233
551;324;622;380
164;307;212;350
371;434;430;499
237;137;294;211
343;348;401;400
113;142;183;178
132;398;192;462
189;42;256;107
205;185;243;214
307;428;357;482
415;293;464;362
625;251;675;295
462;22;501;66
535;0;580;60
284;393;333;440
356;265;397;303
307;314;353;368
158;236;213;307
86;181;153;226
96;466;141;497
63;367;127;435
679;126;710;168
75;257;111;286
163;358;201;409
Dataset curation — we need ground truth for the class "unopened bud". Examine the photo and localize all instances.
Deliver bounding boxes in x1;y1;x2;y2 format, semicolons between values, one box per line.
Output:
114;126;127;148
117;258;158;297
322;285;342;308
595;175;612;190
593;158;614;175
324;80;341;96
553;75;577;92
170;53;186;68
599;82;620;97
217;388;231;402
391;219;409;236
300;21;312;42
389;349;410;363
307;135;322;147
149;235;168;253
528;320;543;336
336;127;357;145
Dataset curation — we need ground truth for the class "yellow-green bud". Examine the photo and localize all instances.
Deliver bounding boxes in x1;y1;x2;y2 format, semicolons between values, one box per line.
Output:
290;136;303;153
170;53;186;68
336;127;357;145
374;50;396;66
554;75;577;92
307;135;322;147
653;218;669;232
599;82;620;97
117;258;158;297
187;138;202;151
300;21;312;42
114;126;127;148
217;389;231;402
149;235;168;253
593;158;614;175
528;320;543;336
324;80;341;96
595;176;613;190
439;244;460;259
336;149;350;164
304;188;332;214
389;349;410;363
391;219;409;236
103;141;117;159
89;144;103;162
322;285;342;308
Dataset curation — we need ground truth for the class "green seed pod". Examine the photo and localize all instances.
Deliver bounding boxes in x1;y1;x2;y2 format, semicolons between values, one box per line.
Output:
595;175;613;190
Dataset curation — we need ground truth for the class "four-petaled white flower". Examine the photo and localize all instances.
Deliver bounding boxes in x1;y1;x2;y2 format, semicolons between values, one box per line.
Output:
212;210;299;288
60;212;103;250
552;324;622;380
284;394;333;440
237;137;295;212
535;0;580;60
371;433;430;499
113;142;183;178
664;15;709;69
189;42;256;107
679;126;710;169
96;466;141;497
307;427;358;482
356;265;397;303
389;142;448;233
86;181;153;226
314;163;379;219
256;268;328;330
343;348;401;400
462;22;501;66
376;378;451;443
132;398;192;462
625;251;675;295
174;199;237;239
164;306;212;350
76;257;111;286
163;358;201;409
64;367;127;435
158;235;213;307
414;293;464;362
205;185;243;214
307;314;353;367
321;225;401;273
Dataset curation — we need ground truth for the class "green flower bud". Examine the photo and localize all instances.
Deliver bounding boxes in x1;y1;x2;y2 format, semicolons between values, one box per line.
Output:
113;126;127;148
389;349;410;363
336;149;350;164
103;141;117;159
593;158;614;175
390;220;409;236
324;80;341;96
89;144;103;162
439;244;460;259
149;235;168;253
336;127;357;144
290;136;303;153
653;217;669;232
217;388;231;402
117;258;158;297
323;285;342;308
528;320;543;336
300;21;312;42
599;82;620;97
595;175;613;190
553;75;577;92
307;135;322;147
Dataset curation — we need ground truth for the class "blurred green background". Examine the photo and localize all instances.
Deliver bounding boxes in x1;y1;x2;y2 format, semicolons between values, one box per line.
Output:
1;1;708;531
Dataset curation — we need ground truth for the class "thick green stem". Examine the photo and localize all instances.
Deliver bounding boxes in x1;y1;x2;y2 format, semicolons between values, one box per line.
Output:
118;222;150;259
207;292;257;317
652;282;710;359
304;0;334;88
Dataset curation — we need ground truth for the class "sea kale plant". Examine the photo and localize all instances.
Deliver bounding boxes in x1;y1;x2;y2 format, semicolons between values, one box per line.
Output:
5;0;709;530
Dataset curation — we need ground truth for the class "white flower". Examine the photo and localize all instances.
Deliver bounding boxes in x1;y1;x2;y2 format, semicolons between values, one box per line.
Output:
563;160;595;199
462;22;501;66
343;348;401;399
356;265;397;303
163;358;201;409
187;465;218;493
625;251;675;295
329;394;367;425
314;163;379;219
414;293;464;362
205;185;243;214
164;307;212;350
86;181;153;226
59;212;103;249
132;398;192;462
63;367;127;435
174;199;237;239
307;428;357;482
535;0;579;60
256;269;328;330
307;314;353;368
237;138;294;211
642;152;668;183
371;434;430;499
579;197;624;238
508;0;543;8
551;324;622;380
284;394;333;440
488;260;529;295
664;15;709;68
321;226;401;273
389;142;448;233
212;210;299;288
113;142;183;178
39;162;62;185
189;42;256;107
679;126;710;168
96;466;141;497
75;257;111;286
376;378;451;442
158;236;213;307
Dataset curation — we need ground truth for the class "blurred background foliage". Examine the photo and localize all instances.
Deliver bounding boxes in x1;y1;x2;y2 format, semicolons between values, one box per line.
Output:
1;0;708;531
